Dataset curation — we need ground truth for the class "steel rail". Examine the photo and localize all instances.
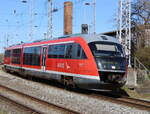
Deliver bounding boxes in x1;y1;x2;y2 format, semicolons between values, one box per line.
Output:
0;95;40;114
0;85;80;114
90;92;150;111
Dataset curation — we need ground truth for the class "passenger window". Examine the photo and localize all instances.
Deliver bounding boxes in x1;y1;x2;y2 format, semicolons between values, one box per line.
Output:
48;44;65;58
23;46;41;66
12;49;21;64
57;45;65;58
48;43;87;59
4;50;11;57
48;45;58;58
65;44;73;59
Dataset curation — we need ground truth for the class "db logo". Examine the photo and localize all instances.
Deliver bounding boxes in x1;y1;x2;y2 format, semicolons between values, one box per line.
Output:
57;63;64;68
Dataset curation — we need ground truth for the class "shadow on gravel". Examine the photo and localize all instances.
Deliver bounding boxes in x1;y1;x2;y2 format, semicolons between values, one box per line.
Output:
7;71;129;98
95;89;129;98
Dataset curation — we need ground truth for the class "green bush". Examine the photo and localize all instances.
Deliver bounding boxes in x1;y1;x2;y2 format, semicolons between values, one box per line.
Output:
0;54;4;63
148;74;150;80
135;46;150;70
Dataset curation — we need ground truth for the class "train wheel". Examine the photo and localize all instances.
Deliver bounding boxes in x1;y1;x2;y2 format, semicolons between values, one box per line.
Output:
112;87;122;93
61;76;75;90
26;75;33;81
2;66;9;73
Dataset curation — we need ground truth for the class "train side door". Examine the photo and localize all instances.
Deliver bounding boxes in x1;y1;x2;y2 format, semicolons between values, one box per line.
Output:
42;46;47;72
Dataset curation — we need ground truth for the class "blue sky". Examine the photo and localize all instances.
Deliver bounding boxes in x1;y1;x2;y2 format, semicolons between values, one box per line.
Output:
0;0;118;53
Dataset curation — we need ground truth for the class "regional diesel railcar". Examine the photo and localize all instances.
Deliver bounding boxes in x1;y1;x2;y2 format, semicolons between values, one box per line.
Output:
3;34;127;90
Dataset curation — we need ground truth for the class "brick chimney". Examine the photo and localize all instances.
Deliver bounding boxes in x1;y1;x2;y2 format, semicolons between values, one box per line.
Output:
64;1;73;35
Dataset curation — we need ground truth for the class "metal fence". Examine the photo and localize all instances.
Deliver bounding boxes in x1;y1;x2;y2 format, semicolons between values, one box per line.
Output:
133;57;150;84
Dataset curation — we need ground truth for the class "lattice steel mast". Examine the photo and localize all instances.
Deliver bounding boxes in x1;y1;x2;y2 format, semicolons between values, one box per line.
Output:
117;0;131;67
29;0;34;41
47;0;53;39
93;0;96;34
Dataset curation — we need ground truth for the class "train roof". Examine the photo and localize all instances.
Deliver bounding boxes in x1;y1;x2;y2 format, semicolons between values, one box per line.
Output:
5;34;120;50
57;34;120;44
80;34;119;43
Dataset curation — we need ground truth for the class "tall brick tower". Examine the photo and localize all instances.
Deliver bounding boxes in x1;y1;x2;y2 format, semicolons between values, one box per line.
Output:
64;1;73;35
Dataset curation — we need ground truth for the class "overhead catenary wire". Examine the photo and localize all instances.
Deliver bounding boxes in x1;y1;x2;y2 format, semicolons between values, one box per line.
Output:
0;0;91;45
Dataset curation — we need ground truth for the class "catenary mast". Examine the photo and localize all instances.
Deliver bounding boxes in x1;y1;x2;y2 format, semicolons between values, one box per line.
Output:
117;0;131;67
47;0;53;39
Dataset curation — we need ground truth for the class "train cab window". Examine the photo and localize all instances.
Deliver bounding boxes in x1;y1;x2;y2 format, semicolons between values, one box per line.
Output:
88;42;124;57
4;50;11;57
76;44;87;59
12;49;21;64
23;46;41;66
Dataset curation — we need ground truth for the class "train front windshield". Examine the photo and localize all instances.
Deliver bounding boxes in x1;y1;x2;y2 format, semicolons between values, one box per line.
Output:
88;42;124;57
88;42;126;71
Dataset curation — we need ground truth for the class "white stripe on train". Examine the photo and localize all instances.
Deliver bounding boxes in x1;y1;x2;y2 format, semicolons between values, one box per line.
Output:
23;41;75;48
4;64;100;80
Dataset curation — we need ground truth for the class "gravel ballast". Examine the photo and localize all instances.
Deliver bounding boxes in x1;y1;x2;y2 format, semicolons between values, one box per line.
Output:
0;70;149;114
0;96;36;114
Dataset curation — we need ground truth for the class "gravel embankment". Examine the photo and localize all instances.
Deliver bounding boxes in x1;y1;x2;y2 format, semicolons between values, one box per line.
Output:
0;70;149;114
0;96;36;114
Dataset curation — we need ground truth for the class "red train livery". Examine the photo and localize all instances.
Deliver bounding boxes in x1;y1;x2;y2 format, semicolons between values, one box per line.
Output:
4;34;127;90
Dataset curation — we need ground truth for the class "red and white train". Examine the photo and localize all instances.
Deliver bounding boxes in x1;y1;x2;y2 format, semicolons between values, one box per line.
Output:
3;34;127;90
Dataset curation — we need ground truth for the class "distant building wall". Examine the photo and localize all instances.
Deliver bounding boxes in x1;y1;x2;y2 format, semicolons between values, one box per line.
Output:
102;25;150;48
145;29;150;47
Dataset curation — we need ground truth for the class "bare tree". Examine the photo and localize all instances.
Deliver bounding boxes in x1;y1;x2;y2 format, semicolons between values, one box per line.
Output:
131;0;150;70
131;0;150;48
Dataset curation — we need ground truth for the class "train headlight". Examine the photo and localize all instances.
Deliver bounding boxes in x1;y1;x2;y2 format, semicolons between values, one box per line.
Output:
111;66;116;69
97;61;102;69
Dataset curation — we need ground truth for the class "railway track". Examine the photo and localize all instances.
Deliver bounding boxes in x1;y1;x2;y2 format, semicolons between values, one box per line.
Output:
0;70;149;113
0;85;80;114
0;95;39;114
91;92;150;111
118;95;150;107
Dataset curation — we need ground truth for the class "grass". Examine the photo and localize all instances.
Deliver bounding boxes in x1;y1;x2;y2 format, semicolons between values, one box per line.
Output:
148;74;150;80
0;110;7;114
122;86;150;101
